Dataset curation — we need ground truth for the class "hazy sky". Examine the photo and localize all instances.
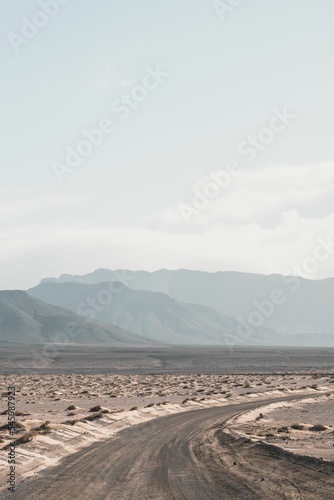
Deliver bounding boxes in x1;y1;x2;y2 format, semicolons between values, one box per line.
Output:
1;0;334;289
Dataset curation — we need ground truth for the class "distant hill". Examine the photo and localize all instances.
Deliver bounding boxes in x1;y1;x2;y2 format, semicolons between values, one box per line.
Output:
29;280;325;346
39;269;334;343
0;290;152;345
27;281;283;345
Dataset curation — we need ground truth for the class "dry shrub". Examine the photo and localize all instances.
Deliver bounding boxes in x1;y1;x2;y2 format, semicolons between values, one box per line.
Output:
277;426;289;433
89;406;103;413
291;423;304;430
0;421;25;432
309;424;327;432
63;419;79;426
2;430;38;448
33;421;51;434
81;413;103;422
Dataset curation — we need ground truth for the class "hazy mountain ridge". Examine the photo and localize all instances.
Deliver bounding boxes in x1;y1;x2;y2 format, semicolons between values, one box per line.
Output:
0;290;153;345
27;280;330;346
39;269;334;343
29;281;263;345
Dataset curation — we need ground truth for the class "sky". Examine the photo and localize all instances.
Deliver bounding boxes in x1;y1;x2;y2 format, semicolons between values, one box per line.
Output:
1;0;334;289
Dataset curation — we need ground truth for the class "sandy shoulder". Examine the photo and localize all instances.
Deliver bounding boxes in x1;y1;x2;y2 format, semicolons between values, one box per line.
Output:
226;391;334;461
0;372;333;491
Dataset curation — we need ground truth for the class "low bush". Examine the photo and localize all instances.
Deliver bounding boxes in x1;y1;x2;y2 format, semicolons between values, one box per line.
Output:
291;423;304;430
89;406;103;412
277;426;289;433
81;413;103;422
309;424;327;432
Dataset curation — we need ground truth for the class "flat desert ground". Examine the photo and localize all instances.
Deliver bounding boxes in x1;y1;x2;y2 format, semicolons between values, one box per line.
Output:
1;346;334;499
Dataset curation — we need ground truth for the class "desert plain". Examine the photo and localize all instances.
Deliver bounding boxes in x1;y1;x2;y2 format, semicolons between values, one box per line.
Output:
1;346;334;499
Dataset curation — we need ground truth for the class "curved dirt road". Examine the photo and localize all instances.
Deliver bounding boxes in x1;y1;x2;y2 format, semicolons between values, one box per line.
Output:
4;396;334;500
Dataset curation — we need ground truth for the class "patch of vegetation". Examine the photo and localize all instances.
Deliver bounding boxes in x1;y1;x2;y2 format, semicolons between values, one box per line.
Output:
0;421;25;432
63;419;79;426
3;429;37;449
291;423;304;430
309;424;327;432
15;431;38;446
34;421;51;433
89;406;103;412
81;413;103;422
277;426;289;433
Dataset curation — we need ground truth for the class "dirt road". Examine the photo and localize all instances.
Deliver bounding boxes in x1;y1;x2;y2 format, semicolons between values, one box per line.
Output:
3;396;334;499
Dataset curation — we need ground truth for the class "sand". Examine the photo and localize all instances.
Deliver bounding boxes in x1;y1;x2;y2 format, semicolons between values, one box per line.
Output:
227;391;334;461
0;371;333;492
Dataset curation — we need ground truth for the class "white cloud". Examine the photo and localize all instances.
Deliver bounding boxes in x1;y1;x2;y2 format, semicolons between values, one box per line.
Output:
2;163;334;289
2;214;334;289
149;162;334;231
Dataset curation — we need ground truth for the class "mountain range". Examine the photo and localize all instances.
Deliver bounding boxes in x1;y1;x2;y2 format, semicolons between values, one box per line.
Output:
38;268;334;345
1;269;334;346
28;281;278;345
0;290;151;345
